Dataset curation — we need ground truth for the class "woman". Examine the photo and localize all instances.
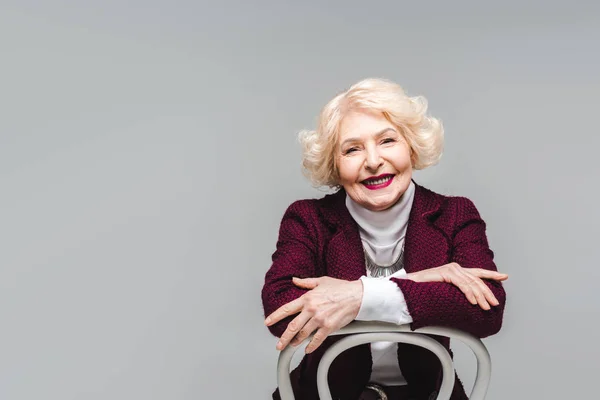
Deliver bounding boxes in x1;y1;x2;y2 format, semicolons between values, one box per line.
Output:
262;78;507;400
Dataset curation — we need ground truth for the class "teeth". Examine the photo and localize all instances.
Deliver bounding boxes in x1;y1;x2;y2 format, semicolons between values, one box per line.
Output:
364;176;392;185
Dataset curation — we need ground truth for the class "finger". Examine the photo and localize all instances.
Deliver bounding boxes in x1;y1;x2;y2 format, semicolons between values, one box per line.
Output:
265;297;304;326
290;319;319;347
457;270;490;310
471;276;500;306
454;279;478;305
466;268;508;281
305;327;330;354
443;270;477;305
277;311;312;351
292;277;320;289
469;280;491;310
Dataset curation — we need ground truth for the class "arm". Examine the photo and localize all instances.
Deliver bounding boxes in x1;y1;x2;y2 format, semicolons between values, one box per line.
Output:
261;201;319;338
391;197;507;338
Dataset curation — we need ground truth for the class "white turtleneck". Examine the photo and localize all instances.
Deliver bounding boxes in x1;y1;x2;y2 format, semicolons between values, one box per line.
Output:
345;181;415;386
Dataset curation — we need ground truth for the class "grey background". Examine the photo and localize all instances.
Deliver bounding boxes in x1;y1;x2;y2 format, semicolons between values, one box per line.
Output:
1;1;598;399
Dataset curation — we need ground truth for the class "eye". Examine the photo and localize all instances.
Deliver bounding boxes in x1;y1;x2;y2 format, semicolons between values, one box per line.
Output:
344;147;359;154
381;138;396;144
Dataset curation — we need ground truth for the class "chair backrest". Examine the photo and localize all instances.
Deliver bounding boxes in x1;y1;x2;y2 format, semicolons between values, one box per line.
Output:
276;321;492;400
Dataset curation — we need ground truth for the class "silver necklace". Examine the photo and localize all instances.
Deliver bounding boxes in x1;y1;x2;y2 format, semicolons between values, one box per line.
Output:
363;245;405;278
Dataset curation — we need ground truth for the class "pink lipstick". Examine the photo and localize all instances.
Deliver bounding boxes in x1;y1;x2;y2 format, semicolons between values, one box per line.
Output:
361;174;394;190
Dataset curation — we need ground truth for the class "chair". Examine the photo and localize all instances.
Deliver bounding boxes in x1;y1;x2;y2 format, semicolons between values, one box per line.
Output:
276;321;492;400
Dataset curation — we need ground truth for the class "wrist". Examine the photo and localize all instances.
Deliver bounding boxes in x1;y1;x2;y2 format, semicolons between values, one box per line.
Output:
353;279;363;301
351;279;364;315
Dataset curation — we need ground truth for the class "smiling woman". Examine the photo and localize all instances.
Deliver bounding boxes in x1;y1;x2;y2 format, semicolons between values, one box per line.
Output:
337;111;413;212
261;78;508;400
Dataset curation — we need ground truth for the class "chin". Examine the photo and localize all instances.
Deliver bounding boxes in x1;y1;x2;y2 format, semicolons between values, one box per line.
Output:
366;198;396;211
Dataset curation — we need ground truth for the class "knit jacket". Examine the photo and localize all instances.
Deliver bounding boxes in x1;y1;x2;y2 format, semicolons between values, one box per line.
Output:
261;182;506;400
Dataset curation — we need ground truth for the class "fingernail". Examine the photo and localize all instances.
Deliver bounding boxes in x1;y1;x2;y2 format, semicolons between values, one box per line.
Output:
265;317;271;325
276;341;283;350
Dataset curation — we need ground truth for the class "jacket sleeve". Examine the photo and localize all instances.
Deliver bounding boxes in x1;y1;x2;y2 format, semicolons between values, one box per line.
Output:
261;201;319;338
391;197;506;338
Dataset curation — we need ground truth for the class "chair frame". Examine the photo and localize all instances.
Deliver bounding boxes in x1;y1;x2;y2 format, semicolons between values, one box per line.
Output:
276;321;492;400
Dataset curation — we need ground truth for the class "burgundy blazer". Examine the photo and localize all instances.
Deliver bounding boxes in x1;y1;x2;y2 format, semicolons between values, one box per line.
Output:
262;182;506;400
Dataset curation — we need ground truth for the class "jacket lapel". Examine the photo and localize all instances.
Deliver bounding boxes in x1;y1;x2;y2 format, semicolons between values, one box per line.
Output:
321;189;367;281
403;183;448;273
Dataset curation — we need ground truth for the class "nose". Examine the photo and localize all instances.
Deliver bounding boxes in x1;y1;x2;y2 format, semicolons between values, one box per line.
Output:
364;145;383;171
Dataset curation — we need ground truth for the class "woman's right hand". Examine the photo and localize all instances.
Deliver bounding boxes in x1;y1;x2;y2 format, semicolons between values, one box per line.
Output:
406;263;508;310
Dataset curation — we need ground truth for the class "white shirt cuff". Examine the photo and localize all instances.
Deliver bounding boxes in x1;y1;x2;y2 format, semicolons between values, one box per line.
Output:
356;272;413;325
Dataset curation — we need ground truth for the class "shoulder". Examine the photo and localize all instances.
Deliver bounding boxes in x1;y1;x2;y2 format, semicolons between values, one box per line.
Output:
414;183;484;229
283;190;344;216
417;183;479;212
279;190;345;230
449;196;481;219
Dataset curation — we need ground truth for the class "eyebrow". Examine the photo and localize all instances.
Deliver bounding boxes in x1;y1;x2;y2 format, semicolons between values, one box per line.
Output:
339;127;397;148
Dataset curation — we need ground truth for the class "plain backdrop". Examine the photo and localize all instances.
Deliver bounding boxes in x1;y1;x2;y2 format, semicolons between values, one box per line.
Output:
1;1;599;399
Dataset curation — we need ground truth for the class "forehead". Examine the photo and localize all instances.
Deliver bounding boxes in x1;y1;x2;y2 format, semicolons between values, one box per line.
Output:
338;109;396;141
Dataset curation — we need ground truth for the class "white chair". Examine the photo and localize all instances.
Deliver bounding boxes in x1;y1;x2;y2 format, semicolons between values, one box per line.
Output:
277;321;492;400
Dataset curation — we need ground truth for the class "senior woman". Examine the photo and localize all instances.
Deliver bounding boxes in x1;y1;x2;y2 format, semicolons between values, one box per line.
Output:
262;78;507;400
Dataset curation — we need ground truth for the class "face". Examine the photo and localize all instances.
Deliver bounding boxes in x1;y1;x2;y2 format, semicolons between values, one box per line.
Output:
336;109;413;211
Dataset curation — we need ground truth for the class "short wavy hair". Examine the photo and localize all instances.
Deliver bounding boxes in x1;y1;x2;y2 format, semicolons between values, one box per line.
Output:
298;78;444;188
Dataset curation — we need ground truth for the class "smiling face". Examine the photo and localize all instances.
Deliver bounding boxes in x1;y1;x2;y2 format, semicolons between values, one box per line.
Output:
336;109;413;211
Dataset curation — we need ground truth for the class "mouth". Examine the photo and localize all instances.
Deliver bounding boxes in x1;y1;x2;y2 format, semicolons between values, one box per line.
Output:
361;174;394;190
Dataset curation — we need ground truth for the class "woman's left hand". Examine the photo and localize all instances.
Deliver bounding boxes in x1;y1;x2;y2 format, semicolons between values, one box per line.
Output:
406;263;508;310
264;277;363;353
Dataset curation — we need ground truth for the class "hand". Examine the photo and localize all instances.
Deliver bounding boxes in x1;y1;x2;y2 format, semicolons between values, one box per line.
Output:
406;263;508;310
264;277;363;354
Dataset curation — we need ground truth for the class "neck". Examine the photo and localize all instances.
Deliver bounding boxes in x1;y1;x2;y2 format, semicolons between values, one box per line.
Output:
345;181;415;247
